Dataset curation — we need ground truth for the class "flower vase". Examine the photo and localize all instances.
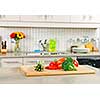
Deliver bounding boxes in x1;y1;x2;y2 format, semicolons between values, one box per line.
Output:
14;40;20;55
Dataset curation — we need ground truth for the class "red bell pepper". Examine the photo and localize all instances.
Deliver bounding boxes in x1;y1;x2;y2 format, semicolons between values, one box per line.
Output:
45;61;61;70
73;60;79;67
45;58;66;70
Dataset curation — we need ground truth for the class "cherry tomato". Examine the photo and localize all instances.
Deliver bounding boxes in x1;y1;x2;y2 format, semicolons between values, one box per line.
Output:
49;62;56;66
73;60;79;67
57;65;62;69
46;60;63;70
45;66;53;70
45;66;49;69
49;65;55;69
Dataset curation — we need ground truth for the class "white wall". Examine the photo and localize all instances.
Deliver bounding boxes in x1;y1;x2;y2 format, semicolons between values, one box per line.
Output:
0;27;97;52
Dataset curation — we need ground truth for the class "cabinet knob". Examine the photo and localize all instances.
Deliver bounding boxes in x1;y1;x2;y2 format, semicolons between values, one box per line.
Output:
44;15;47;20
83;15;86;20
89;16;92;20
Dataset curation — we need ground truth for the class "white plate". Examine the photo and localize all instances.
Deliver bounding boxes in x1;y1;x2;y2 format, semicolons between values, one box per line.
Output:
72;48;90;53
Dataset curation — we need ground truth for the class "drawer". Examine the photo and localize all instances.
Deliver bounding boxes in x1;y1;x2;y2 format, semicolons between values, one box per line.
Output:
24;58;42;65
23;58;55;65
1;58;22;67
24;58;36;65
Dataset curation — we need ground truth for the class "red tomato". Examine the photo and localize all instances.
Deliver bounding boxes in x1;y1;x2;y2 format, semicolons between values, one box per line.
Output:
57;65;62;69
46;61;63;70
49;62;56;66
45;66;53;70
49;65;55;69
45;66;49;69
73;60;79;67
48;66;57;70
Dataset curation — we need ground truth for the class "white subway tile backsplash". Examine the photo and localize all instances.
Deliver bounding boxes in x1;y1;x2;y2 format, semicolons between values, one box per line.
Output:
0;27;97;52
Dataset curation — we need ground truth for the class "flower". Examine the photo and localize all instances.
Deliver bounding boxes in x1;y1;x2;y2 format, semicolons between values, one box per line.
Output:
10;33;16;38
21;32;25;38
17;32;23;39
10;32;26;40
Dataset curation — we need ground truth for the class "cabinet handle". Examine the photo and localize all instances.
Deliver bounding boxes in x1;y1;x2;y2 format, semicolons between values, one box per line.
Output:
4;61;21;64
82;15;86;20
45;60;51;62
27;60;52;63
89;16;92;20
27;61;37;63
44;15;48;20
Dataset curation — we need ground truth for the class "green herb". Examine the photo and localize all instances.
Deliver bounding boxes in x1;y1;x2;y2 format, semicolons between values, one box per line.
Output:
35;62;44;72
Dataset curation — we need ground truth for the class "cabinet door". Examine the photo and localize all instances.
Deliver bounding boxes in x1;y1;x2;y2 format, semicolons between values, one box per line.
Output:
70;15;100;23
24;58;55;66
24;58;37;65
20;15;70;22
0;15;20;21
1;58;22;67
86;15;100;23
45;15;70;22
70;15;87;22
20;15;44;21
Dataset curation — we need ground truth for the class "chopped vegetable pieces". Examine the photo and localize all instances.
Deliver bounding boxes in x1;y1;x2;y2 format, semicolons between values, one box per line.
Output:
34;61;44;72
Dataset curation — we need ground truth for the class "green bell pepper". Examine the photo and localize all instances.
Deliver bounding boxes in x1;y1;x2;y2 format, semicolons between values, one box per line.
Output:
62;57;77;71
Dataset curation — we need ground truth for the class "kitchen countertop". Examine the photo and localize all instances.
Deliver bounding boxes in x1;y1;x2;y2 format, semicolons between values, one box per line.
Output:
0;52;100;58
0;66;100;84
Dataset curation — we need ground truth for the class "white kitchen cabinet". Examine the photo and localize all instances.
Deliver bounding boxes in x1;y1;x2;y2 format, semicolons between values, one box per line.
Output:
70;15;100;23
0;15;20;21
20;15;45;22
0;15;100;23
45;15;71;22
23;58;49;65
24;58;37;65
1;58;22;67
46;15;100;23
20;15;71;22
70;15;88;22
86;16;100;23
23;58;55;65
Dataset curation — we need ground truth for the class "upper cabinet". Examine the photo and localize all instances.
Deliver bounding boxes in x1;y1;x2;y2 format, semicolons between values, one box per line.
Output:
70;15;100;23
20;15;45;22
70;15;87;22
86;15;100;23
20;15;70;22
0;15;100;23
0;15;20;21
44;15;70;22
20;15;100;23
0;15;100;28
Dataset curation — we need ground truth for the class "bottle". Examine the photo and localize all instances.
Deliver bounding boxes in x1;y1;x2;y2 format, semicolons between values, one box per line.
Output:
1;41;7;55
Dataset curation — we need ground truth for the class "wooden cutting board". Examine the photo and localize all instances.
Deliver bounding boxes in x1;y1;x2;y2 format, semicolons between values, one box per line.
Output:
20;65;96;77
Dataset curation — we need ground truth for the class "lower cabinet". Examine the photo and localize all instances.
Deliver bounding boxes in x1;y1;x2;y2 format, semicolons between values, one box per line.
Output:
0;57;65;67
0;58;22;67
23;58;37;65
